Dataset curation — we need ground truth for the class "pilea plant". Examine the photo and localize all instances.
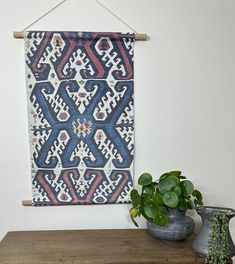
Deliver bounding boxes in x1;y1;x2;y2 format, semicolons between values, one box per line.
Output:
206;210;230;264
129;171;203;227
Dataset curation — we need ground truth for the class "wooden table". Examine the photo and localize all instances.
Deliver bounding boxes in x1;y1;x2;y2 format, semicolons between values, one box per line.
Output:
0;229;208;263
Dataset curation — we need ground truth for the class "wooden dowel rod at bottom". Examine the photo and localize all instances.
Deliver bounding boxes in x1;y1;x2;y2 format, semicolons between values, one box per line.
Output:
22;200;32;206
134;33;148;40
13;31;149;40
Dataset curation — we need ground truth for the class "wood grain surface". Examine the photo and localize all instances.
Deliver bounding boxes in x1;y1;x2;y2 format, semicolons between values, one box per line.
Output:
0;229;208;264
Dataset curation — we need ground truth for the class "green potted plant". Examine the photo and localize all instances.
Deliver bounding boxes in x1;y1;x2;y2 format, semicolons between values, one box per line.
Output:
193;206;235;263
129;170;203;241
207;210;231;264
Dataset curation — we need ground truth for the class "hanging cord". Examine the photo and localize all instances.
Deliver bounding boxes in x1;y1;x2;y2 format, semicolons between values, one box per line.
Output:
21;0;67;31
93;0;137;33
20;0;138;33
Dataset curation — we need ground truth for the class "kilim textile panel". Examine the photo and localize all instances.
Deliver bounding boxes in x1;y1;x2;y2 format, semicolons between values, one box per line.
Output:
25;31;134;205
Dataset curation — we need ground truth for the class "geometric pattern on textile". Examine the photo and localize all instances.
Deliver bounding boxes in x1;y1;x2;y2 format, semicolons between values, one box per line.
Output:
25;31;134;205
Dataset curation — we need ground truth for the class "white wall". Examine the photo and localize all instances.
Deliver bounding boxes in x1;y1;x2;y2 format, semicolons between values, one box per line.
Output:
0;0;234;242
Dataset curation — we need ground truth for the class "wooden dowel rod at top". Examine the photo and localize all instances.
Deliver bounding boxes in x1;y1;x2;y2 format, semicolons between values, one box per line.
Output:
13;31;24;38
13;31;148;40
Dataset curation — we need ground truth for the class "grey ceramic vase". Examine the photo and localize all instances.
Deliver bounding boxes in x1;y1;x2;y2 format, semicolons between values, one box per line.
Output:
193;206;235;257
147;208;195;241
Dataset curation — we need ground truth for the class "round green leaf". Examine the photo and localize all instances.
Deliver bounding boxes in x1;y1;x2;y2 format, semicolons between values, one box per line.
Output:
178;198;187;211
129;207;139;218
130;189;141;207
129;208;139;227
154;213;168;226
163;191;179;208
192;190;202;200
173;186;182;196
180;180;194;196
178;175;187;179
139;206;148;219
160;173;170;180
138;173;153;186
194;198;203;206
169;171;182;177
143;184;155;195
197;200;203;205
158;178;176;194
168;175;180;185
142;193;152;205
153;193;163;206
144;203;158;219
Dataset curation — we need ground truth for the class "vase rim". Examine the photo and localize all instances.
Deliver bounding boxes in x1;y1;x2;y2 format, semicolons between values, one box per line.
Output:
196;205;235;216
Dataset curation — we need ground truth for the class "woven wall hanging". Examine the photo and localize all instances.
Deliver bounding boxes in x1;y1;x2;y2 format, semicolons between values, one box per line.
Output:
25;31;134;205
13;0;148;206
